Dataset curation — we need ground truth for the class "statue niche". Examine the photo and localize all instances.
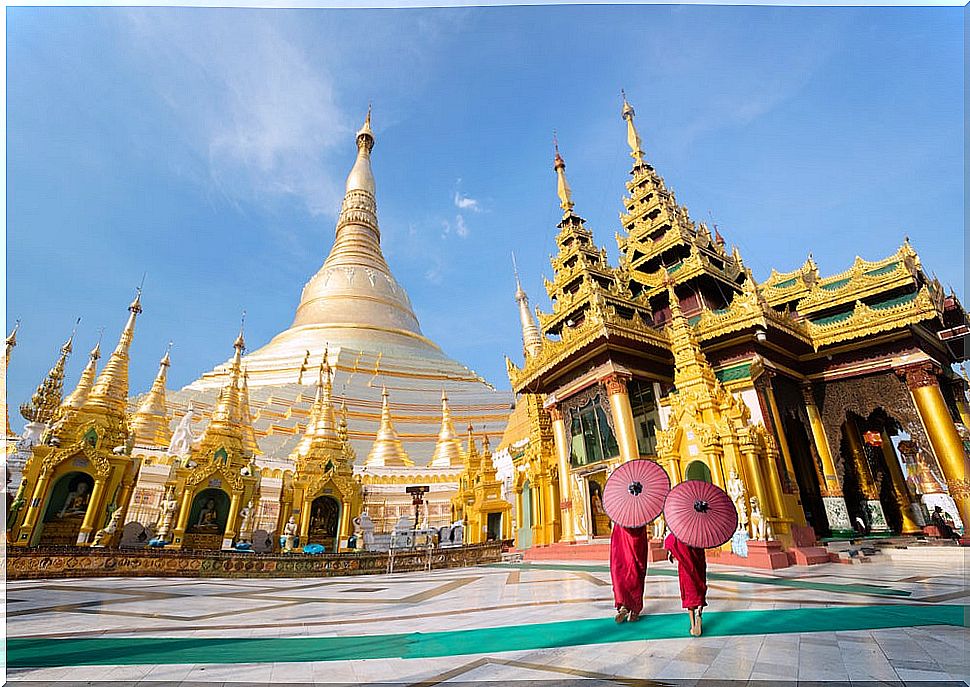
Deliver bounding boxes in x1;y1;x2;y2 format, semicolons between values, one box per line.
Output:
308;495;340;549
39;472;95;546
187;488;230;535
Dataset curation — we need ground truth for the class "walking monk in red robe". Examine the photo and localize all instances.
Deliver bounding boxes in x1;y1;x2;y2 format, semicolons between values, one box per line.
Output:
610;524;649;622
664;531;708;636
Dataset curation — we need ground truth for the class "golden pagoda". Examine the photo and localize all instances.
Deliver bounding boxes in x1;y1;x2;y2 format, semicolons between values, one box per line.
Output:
282;353;362;551
130;345;173;449
10;294;144;547
504;92;969;555
428;391;463;468
452;431;511;543
162;331;261;550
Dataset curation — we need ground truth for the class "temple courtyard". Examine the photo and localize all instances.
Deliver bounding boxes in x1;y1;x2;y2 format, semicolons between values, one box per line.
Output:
5;548;969;685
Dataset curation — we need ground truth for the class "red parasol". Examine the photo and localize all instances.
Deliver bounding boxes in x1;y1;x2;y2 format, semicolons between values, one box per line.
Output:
663;480;738;549
602;459;671;528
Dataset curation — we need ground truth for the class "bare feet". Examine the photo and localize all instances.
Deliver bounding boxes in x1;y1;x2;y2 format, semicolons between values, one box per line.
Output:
689;607;702;636
628;611;640;622
615;606;630;623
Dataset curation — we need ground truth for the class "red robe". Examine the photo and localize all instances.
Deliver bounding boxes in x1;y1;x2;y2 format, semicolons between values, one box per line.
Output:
664;532;707;609
610;525;649;614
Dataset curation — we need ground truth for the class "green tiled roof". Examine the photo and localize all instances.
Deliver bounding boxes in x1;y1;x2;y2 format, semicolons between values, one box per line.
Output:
773;277;798;289
821;277;851;291
865;261;900;277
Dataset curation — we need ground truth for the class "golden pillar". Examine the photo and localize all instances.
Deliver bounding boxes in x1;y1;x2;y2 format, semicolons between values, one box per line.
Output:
898;363;970;536
761;448;788;524
548;405;575;543
603;374;639;463
879;429;921;534
77;477;108;544
801;384;842;495
844;416;890;533
17;471;52;543
542;476;556;544
223;491;242;546
758;372;801;506
741;447;771;520
337;500;351;548
299;497;313;540
174;488;194;540
843;417;879;500
952;378;970;429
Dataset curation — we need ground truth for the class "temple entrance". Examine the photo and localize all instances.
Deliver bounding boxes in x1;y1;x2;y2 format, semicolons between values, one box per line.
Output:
486;512;502;541
588;474;611;536
184;488;230;550
308;495;340;551
39;471;94;546
783;411;830;538
684;460;712;483
839;412;900;535
518;480;533;549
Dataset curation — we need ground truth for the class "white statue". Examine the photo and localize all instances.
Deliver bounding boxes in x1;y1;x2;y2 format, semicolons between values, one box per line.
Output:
749;496;767;541
92;508;124;547
155;487;178;543
238;501;255;544
356;511;375;549
652;514;666;541
282;516;298;552
727;468;748;528
167;404;196;461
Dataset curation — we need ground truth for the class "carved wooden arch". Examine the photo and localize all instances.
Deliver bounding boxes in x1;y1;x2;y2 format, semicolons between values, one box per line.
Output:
41;441;112;479
815;371;932;476
560;382;615;447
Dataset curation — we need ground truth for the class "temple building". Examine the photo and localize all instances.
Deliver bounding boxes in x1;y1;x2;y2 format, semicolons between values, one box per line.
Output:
6;99;968;556
504;94;969;552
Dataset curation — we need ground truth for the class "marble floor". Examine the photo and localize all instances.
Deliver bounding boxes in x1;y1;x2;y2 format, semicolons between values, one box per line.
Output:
6;554;969;685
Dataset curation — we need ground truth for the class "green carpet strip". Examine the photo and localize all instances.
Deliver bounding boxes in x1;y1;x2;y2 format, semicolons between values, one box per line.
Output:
8;604;963;668
487;562;912;597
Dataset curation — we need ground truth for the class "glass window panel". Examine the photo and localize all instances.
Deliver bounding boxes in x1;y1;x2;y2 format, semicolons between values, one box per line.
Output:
595;405;620;458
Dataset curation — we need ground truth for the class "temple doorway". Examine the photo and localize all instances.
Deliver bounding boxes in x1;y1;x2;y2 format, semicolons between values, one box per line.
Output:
308;495;340;550
39;471;94;546
684;460;712;483
518;480;533;549
783;411;830;538
486;512;502;541
588;475;611;536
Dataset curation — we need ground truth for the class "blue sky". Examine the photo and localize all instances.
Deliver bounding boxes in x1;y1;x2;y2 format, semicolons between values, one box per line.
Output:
5;5;964;432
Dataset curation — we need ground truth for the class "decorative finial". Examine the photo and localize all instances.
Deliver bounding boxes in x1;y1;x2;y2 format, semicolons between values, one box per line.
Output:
620;90;645;167
6;319;21;348
356;106;375;151
161;341;173;366
234;310;246;351
553;136;575;217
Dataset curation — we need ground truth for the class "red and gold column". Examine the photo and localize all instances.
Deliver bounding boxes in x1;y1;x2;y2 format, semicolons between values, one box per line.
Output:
897;362;969;539
603;373;640;464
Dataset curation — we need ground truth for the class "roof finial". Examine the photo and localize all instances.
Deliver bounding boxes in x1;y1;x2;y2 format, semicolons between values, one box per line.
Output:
553;135;575;217
234;310;246;352
621;89;646;167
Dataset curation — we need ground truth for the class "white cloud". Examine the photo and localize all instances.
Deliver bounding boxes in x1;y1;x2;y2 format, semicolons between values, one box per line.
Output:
454;191;481;212
117;11;352;217
455;214;469;238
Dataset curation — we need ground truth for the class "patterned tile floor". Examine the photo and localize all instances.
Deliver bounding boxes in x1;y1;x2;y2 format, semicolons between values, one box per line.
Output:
6;553;969;685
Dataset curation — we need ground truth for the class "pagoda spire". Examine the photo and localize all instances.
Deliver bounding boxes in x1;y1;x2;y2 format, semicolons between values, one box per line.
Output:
665;282;720;394
553;133;575;218
20;323;76;424
464;424;481;472
512;253;543;359
5;320;20;370
199;327;251;453
238;367;261;456
429;389;463;468
621;89;646;168
63;335;102;411
84;290;142;419
130;343;173;448
364;386;414;467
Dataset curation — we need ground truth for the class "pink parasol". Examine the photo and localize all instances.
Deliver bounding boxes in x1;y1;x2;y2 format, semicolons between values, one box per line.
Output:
602;459;671;528
663;480;738;549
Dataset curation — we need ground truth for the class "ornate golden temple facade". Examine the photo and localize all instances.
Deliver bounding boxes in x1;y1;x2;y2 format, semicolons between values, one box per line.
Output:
6;100;968;557
503;94;969;552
